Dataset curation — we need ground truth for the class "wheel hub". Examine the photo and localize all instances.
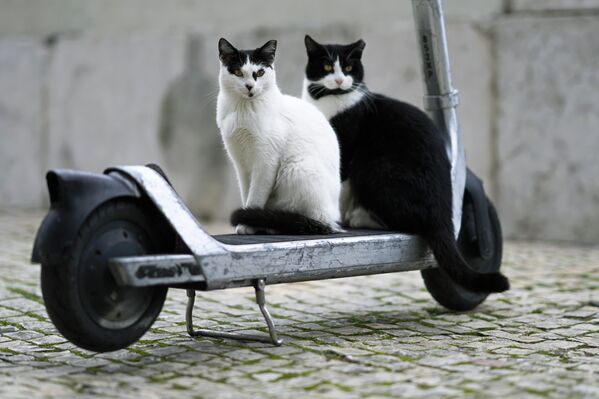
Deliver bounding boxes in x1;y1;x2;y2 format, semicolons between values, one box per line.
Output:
79;221;156;330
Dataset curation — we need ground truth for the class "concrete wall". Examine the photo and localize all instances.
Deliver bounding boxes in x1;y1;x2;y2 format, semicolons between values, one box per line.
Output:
0;39;47;207
0;0;598;244
510;0;599;11
493;13;599;244
0;1;504;35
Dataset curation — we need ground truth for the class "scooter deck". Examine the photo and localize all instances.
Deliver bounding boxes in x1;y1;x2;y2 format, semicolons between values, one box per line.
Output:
106;166;437;290
213;229;392;245
110;229;435;290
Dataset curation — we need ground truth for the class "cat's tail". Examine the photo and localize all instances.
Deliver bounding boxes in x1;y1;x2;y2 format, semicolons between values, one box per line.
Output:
426;225;510;293
231;207;335;235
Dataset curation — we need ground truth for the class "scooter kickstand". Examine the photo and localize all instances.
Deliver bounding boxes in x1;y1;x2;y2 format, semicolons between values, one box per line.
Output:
186;279;283;346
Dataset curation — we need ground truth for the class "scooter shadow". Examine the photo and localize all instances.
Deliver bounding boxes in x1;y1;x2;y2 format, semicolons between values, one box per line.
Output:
182;303;488;352
67;303;490;376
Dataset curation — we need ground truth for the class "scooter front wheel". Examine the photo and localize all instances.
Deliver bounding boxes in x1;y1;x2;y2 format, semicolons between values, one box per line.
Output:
41;200;168;352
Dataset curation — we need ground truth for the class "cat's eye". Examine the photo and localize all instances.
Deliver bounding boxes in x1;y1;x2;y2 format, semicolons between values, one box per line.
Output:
344;65;353;72
324;64;333;72
256;69;265;77
233;69;243;77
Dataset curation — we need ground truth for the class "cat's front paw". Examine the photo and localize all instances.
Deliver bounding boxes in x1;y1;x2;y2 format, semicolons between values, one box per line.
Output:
347;207;387;229
342;210;352;227
235;224;257;235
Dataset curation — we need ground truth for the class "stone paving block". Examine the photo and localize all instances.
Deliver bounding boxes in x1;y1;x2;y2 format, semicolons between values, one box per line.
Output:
0;211;598;398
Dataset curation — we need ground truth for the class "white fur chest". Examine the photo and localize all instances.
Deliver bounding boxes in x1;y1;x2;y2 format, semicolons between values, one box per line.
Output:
218;96;284;175
220;112;259;171
301;79;365;120
218;93;277;137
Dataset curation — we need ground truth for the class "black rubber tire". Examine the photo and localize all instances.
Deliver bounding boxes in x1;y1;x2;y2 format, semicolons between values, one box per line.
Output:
41;200;169;352
421;199;503;311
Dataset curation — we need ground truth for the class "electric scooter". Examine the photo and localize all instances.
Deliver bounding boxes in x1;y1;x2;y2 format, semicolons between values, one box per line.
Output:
31;0;503;352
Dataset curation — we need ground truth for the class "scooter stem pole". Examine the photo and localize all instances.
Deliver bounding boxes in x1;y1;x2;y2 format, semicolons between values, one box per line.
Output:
411;0;466;237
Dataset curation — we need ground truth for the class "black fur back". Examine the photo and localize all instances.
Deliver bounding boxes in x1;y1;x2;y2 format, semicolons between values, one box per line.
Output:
304;36;509;293
231;208;334;235
335;93;508;293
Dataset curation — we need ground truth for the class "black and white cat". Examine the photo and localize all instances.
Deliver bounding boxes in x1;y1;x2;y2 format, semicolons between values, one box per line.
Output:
302;35;509;293
216;38;341;234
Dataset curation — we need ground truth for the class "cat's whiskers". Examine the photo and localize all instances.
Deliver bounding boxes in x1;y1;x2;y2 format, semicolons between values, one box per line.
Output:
308;83;327;98
353;84;377;115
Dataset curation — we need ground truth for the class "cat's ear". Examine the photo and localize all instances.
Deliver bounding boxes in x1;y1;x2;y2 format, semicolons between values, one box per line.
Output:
305;35;323;55
258;40;277;65
347;39;366;59
218;38;238;64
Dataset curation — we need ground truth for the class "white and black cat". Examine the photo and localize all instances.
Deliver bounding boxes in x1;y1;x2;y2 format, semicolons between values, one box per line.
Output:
302;35;509;293
216;38;341;234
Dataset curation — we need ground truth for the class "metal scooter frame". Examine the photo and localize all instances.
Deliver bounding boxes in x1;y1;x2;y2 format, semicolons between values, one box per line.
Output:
186;280;282;346
107;0;465;346
412;0;466;237
108;165;436;345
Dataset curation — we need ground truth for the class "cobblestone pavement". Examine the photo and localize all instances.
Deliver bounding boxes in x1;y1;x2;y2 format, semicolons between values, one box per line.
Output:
0;209;597;399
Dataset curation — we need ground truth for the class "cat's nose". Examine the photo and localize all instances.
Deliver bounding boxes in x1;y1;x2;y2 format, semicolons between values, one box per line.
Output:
245;84;253;91
335;78;344;86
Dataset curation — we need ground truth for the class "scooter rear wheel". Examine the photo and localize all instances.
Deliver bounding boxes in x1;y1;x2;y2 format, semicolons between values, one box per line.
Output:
41;199;168;352
421;198;503;311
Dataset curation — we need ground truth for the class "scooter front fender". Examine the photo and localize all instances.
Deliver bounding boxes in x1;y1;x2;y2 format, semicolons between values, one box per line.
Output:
31;169;141;265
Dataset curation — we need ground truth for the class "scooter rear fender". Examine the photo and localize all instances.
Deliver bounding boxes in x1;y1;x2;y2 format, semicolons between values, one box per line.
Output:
31;169;141;265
